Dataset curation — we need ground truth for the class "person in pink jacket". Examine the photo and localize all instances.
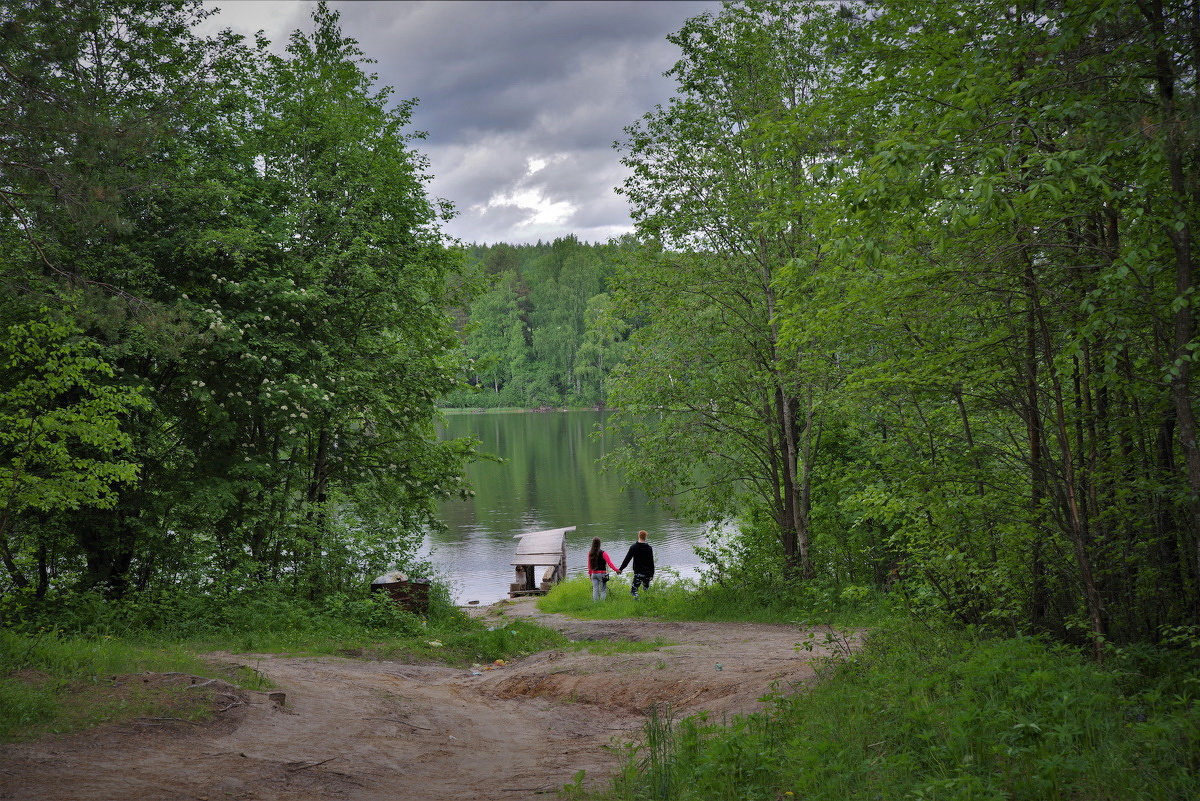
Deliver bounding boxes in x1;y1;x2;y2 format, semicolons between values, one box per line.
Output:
586;537;620;601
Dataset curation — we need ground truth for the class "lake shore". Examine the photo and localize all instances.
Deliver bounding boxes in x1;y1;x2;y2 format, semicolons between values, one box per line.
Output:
428;409;707;607
439;404;608;414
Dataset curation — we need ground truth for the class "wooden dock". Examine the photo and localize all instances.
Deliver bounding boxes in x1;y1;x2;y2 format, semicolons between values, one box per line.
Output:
509;526;573;597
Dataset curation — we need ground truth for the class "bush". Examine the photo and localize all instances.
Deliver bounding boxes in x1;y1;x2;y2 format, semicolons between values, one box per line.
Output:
322;592;425;634
0;582;453;640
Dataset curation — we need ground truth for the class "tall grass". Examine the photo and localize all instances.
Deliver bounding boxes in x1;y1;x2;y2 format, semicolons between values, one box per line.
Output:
3;583;569;660
0;628;242;741
538;573;893;628
581;622;1200;801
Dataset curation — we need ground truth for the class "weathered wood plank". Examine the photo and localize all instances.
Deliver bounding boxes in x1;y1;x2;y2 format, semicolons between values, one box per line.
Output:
508;527;572;597
512;553;563;565
513;527;574;545
514;538;567;555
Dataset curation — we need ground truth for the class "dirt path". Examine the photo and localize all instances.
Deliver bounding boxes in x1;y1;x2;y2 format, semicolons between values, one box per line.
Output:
0;600;853;801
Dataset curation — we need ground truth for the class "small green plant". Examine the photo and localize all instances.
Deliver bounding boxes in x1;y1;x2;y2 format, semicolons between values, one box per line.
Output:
793;623;859;678
562;768;589;797
566;638;674;656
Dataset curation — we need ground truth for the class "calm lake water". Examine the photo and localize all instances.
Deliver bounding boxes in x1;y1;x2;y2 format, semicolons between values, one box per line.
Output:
421;410;708;604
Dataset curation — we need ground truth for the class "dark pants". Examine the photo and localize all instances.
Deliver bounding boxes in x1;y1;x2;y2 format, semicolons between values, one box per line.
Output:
631;572;652;596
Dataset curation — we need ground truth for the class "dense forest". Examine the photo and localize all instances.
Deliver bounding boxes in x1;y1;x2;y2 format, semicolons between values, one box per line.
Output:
602;0;1200;652
0;1;475;607
443;237;633;409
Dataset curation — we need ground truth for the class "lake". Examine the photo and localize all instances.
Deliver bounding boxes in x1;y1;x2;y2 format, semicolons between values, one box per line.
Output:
422;409;708;604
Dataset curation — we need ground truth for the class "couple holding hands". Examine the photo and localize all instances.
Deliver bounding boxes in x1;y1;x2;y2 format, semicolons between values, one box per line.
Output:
587;530;655;602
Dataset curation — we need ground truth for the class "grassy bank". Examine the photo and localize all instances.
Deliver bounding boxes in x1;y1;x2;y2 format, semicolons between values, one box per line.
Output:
551;588;1200;801
538;574;893;629
439;406;603;414
0;586;566;742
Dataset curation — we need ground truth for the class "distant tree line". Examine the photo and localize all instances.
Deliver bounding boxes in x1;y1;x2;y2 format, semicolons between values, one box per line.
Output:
608;0;1200;650
442;236;634;408
0;1;472;606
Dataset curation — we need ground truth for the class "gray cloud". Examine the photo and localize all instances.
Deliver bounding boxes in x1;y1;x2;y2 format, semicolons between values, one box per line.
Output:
205;0;717;243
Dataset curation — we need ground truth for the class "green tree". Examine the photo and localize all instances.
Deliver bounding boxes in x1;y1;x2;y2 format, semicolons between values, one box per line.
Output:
0;1;471;597
464;271;528;395
169;1;473;595
614;0;1200;648
770;0;1200;646
573;292;628;404
610;1;857;579
0;315;146;595
446;238;624;408
0;0;263;593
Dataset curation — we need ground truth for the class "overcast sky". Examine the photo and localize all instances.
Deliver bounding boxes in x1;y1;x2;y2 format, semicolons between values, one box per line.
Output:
199;0;718;244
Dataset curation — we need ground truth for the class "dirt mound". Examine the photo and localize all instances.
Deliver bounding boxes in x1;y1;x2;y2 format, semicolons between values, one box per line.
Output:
490;670;740;714
0;601;850;801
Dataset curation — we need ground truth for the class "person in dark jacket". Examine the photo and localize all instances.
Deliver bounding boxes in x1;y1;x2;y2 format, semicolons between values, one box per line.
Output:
618;530;655;599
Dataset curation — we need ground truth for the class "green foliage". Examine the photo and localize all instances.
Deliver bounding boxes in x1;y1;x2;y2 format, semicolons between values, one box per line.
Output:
0;315;145;513
609;1;862;580
609;0;1200;648
0;1;470;599
443;237;636;408
585;623;1200;801
791;0;1200;645
7;586;387;640
0;313;148;591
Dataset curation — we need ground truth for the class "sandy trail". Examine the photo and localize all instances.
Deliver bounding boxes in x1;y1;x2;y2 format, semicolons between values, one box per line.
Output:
0;599;852;801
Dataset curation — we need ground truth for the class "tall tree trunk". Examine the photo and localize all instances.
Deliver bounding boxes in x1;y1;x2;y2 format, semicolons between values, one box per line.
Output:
1025;247;1107;658
1144;1;1200;611
785;389;816;579
774;385;802;572
1023;277;1048;628
303;427;332;598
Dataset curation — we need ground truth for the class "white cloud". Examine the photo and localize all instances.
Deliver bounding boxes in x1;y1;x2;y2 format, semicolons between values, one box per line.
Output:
483;189;575;227
197;0;312;46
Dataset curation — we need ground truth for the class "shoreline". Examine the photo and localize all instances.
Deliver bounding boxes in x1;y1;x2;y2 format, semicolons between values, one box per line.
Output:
438;405;608;415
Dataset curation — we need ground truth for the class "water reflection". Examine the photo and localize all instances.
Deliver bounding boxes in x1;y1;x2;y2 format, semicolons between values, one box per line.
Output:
424;410;706;604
